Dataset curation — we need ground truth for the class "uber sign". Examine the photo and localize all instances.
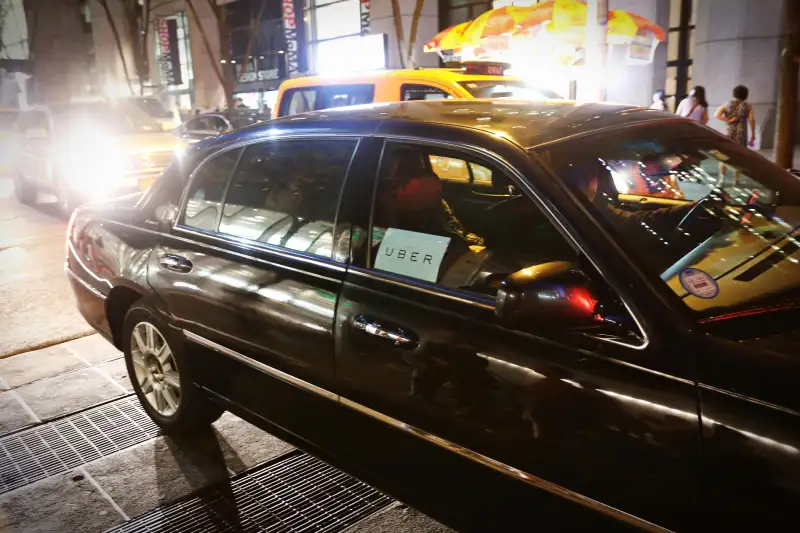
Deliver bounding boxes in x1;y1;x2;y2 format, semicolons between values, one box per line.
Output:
375;229;451;283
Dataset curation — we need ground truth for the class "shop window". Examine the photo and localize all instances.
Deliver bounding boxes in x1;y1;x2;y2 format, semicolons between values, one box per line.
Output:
402;84;452;101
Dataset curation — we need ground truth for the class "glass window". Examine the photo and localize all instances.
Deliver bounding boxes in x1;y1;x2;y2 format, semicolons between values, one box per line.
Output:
317;84;374;109
282;88;317;116
401;84;453;101
429;155;493;187
364;142;577;296
541;123;800;317
182;148;241;231
218;139;357;259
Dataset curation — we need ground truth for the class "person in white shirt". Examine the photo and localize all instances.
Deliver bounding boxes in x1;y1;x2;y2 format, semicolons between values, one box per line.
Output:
650;90;668;111
676;86;709;124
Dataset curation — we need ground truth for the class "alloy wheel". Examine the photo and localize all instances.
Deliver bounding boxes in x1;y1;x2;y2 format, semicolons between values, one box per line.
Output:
130;321;181;417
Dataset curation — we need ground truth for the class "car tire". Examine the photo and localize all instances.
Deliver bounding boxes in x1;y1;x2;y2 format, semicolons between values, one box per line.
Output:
122;301;223;434
14;175;36;205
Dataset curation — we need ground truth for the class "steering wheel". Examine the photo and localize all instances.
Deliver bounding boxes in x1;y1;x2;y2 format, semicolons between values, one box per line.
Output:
674;190;731;236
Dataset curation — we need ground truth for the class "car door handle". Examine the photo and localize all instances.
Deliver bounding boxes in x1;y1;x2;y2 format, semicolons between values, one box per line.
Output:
352;315;417;349
160;253;193;273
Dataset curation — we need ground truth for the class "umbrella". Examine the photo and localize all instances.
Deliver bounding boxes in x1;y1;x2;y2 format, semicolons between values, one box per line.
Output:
424;0;665;53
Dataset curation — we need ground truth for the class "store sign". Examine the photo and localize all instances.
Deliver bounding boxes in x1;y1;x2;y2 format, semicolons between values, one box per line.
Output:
240;69;281;83
282;0;307;76
360;0;370;35
156;19;182;86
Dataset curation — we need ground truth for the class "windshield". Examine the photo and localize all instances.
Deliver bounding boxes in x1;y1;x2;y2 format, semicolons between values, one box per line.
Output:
131;98;172;118
540;122;800;318
459;80;561;100
52;102;161;134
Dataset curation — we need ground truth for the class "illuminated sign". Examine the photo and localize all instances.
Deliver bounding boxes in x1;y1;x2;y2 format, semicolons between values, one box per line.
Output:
156;19;182;86
282;0;307;76
360;0;370;35
316;33;387;75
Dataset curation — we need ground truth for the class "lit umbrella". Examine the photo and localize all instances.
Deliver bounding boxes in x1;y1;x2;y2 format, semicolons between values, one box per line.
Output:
424;0;665;53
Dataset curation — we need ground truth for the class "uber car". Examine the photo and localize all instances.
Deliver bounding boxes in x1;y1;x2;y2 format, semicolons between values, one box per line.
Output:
66;100;800;532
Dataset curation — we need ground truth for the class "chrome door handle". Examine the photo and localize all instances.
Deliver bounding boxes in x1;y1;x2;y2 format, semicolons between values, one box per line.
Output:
159;253;193;273
352;315;417;348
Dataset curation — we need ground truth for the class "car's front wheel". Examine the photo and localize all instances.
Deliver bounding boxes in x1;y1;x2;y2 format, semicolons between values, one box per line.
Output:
122;302;223;433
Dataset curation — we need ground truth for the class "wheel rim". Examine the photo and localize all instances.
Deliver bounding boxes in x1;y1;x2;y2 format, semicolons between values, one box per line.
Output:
130;321;181;417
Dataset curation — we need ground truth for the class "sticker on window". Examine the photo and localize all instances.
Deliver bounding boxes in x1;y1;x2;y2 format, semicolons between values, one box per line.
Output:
374;228;451;283
679;268;719;299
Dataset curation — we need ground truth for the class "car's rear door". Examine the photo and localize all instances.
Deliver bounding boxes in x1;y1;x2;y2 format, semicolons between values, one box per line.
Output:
333;138;702;531
148;135;362;438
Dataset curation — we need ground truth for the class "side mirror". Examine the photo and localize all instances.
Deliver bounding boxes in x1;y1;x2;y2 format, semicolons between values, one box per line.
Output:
496;261;598;331
154;204;178;229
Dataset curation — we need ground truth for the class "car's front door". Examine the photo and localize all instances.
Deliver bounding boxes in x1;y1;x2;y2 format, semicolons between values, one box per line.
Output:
333;139;702;531
148;136;360;438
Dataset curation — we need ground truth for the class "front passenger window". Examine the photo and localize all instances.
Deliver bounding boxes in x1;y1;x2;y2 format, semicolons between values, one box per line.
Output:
366;142;578;297
218;139;357;259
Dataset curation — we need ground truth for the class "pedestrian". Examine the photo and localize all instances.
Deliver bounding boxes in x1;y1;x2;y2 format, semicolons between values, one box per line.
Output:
676;86;708;124
650;90;668;111
714;85;756;147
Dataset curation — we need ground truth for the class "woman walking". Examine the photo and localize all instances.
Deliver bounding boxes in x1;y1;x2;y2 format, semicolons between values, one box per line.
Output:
714;85;756;146
676;86;709;124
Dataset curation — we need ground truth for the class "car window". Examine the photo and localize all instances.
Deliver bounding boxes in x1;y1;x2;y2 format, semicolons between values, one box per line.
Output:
459;80;561;100
318;84;374;110
429;155;493;187
209;116;228;132
282;88;317;116
181;148;242;231
401;84;452;101
363;142;577;296
541;122;800;317
218;139;357;259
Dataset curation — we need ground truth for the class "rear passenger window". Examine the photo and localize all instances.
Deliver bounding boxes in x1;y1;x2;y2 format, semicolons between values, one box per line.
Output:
363;142;577;296
182;149;241;231
283;89;317;116
318;84;374;109
218;139;357;259
401;84;451;101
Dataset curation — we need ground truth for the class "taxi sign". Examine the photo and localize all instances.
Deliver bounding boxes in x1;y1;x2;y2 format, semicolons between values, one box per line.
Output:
459;61;510;76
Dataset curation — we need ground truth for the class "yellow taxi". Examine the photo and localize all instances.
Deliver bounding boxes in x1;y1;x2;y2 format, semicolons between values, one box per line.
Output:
275;62;561;117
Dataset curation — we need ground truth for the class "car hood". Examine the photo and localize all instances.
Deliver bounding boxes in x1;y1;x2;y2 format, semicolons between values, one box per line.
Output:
120;131;182;153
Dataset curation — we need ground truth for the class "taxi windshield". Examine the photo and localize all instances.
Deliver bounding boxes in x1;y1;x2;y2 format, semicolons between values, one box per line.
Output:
540;122;800;318
459;80;561;100
52;102;161;134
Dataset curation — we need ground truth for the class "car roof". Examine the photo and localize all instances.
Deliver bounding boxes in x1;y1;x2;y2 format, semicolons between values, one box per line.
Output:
279;69;520;89
211;99;683;150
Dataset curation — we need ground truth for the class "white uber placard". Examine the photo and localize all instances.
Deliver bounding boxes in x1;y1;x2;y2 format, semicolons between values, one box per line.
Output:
375;228;451;283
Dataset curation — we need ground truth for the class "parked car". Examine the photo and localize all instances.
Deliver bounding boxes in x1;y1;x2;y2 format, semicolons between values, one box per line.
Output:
125;96;181;131
175;110;270;143
16;99;184;215
66;100;800;532
275;62;562;117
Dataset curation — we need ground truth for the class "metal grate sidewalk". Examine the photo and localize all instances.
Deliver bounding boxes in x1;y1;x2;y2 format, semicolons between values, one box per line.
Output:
0;396;158;493
110;451;394;533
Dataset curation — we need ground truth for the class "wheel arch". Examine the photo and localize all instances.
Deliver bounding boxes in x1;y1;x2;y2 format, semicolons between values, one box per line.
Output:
105;285;145;350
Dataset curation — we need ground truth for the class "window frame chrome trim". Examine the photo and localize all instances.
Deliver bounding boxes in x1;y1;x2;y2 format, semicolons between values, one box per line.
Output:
368;134;650;351
184;328;670;533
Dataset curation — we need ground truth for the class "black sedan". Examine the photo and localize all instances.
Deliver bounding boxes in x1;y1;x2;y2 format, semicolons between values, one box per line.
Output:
66;100;800;532
175;110;270;142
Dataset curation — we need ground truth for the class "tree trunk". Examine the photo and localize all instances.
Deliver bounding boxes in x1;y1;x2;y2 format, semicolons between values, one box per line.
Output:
239;0;267;82
99;0;134;95
140;0;151;95
186;0;231;109
212;0;235;110
775;0;800;168
390;0;407;69
406;0;425;68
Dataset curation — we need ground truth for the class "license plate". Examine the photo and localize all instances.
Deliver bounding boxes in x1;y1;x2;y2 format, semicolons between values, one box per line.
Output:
139;177;156;191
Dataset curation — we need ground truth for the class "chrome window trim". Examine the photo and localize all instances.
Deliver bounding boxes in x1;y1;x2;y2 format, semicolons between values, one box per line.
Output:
185;328;669;533
108;220;343;283
371;134;650;351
